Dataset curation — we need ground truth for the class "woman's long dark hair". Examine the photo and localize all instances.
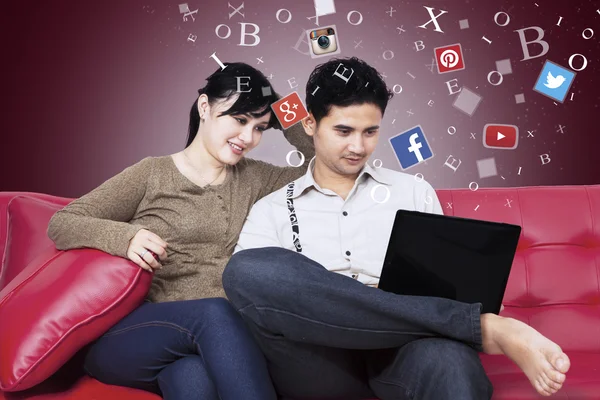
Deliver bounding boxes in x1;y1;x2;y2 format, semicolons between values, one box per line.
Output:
186;62;281;148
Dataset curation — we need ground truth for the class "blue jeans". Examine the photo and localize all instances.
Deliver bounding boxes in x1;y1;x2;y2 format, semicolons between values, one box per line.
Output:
223;247;493;400
83;297;277;400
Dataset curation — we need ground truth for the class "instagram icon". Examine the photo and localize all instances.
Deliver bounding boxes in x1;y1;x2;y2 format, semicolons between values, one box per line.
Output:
434;43;465;74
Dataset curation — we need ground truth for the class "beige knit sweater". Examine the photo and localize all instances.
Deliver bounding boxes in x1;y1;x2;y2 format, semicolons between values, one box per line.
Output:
47;124;314;302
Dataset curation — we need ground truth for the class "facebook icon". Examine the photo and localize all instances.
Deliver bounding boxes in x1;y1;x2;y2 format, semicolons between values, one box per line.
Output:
388;125;434;170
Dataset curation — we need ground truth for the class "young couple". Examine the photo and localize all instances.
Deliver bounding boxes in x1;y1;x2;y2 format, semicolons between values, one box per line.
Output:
48;57;570;399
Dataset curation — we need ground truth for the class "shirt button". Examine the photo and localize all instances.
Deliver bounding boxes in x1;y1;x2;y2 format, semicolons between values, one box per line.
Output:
346;251;351;256
342;211;348;216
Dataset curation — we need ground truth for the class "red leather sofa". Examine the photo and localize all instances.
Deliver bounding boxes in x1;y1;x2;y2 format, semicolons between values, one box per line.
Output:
1;186;599;400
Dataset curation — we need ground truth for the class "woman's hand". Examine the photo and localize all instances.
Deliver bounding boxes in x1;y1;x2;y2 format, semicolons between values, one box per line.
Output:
126;229;168;272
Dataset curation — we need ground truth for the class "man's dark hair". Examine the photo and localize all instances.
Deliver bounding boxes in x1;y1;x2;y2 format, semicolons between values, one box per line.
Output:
305;57;394;124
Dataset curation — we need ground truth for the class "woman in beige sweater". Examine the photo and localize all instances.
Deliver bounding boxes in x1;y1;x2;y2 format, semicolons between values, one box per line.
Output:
47;62;314;400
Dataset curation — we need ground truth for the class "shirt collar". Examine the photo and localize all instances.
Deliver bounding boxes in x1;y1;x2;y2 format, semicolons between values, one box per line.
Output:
289;157;392;199
359;161;392;186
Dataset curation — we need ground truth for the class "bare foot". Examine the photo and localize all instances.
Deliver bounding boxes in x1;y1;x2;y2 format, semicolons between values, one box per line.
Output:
481;313;570;396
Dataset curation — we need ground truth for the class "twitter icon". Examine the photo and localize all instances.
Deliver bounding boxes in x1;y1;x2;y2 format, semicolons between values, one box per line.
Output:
533;60;576;103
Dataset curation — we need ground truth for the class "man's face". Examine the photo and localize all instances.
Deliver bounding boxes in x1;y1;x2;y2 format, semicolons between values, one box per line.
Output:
305;103;382;177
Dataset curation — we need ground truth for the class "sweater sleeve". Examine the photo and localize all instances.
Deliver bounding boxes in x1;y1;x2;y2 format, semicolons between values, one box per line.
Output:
254;122;316;199
282;121;315;163
47;157;153;258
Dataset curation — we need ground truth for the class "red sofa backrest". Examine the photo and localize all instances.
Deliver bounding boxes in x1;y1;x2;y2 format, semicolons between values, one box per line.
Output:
435;185;600;353
1;187;599;353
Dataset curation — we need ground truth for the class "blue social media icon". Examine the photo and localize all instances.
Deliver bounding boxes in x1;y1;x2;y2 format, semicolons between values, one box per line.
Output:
389;125;434;170
533;60;576;103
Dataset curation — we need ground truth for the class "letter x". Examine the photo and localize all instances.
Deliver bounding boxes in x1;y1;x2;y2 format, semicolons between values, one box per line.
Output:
418;6;448;33
556;125;566;134
505;199;513;208
228;2;245;19
426;58;437;73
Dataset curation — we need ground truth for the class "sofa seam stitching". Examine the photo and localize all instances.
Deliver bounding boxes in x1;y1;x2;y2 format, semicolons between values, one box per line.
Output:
101;321;194;338
0;249;62;307
515;188;529;304
584;186;600;302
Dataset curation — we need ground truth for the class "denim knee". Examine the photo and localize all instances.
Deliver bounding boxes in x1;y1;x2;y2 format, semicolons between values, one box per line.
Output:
198;298;240;324
223;248;285;293
158;356;206;384
408;339;492;392
157;356;217;399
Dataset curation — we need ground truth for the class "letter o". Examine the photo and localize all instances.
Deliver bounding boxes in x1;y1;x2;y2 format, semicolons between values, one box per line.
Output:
414;173;424;183
347;10;363;25
494;12;510;27
383;50;394;60
582;28;593;39
448;126;456;135
215;24;232;39
487;70;503;86
393;84;403;94
371;184;391;204
568;53;587;71
276;8;292;24
286;150;306;167
469;182;479;191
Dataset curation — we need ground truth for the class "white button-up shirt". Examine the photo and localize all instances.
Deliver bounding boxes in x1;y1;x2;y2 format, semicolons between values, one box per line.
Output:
235;157;443;286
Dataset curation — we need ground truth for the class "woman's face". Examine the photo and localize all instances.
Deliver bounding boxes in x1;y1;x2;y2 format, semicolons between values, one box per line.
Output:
198;94;271;165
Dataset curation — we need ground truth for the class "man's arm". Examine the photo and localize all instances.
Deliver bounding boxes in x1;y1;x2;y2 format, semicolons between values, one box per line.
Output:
234;197;282;254
418;181;443;215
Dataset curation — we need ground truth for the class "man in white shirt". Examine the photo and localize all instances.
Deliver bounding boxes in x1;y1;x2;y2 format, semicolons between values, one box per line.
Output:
223;57;570;400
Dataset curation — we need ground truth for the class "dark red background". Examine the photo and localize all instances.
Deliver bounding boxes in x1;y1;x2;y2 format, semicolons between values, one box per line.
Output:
3;0;600;197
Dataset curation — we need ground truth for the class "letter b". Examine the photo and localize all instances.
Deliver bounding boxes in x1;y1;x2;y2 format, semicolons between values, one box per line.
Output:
239;22;260;46
515;26;549;61
414;40;425;52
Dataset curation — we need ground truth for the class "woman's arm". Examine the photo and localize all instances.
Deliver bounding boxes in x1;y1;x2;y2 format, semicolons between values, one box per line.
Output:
282;121;315;163
253;122;316;199
47;157;153;258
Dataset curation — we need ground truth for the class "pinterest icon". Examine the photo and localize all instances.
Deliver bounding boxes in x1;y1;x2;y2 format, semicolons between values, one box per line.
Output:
434;43;465;74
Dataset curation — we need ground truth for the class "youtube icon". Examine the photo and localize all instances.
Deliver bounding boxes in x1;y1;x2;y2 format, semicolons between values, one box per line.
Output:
483;124;519;150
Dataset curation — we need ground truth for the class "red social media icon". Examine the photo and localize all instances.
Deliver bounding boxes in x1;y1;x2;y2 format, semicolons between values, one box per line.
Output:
434;43;465;74
271;92;309;129
483;124;519;149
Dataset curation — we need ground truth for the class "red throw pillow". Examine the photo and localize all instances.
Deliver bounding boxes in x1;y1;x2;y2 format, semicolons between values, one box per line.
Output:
0;196;152;392
0;196;64;289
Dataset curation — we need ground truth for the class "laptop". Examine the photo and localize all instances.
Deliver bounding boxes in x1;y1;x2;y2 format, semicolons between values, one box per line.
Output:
377;210;521;314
